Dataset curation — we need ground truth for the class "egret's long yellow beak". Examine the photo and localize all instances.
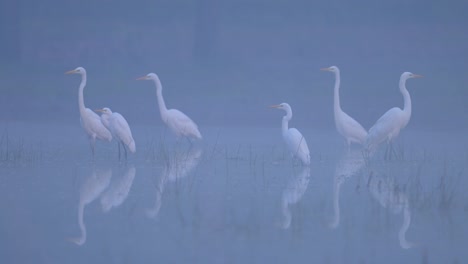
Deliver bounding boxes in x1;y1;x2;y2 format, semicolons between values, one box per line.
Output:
65;69;77;74
413;74;423;78
320;67;331;71
94;108;104;113
269;104;281;108
136;76;147;80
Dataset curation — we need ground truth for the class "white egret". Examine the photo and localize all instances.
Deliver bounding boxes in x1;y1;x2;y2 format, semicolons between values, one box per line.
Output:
136;73;202;141
95;107;136;159
270;103;310;166
365;72;422;155
321;66;367;149
65;67;112;156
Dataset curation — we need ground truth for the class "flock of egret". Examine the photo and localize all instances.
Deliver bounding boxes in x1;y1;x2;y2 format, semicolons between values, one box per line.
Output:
66;66;422;162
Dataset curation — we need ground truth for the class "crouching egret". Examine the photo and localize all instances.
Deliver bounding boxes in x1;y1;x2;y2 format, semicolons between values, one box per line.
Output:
270;103;310;166
95;108;136;160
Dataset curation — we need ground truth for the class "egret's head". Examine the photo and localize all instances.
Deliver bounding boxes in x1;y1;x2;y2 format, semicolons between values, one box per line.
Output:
401;72;423;80
65;67;86;75
95;107;112;115
269;103;291;112
320;66;339;73
136;72;159;81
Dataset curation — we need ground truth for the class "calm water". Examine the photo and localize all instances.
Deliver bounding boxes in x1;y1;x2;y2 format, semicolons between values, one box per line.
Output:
0;123;467;263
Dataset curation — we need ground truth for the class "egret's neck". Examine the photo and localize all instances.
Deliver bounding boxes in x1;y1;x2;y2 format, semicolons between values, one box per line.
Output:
153;78;168;120
281;111;292;136
333;71;342;113
399;78;412;120
78;73;87;116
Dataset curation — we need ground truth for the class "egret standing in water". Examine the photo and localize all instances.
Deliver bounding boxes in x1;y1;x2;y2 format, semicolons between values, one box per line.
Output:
366;72;422;157
95;108;136;160
270;103;310;166
136;73;202;142
321;66;367;149
65;67;112;157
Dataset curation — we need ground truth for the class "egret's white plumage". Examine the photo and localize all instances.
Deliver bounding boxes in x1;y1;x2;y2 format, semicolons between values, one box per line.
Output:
65;67;112;156
96;107;136;159
271;103;310;166
321;66;367;148
136;73;202;141
366;72;422;152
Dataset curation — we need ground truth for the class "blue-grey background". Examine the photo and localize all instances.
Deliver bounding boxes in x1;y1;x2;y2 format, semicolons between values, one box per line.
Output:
0;1;467;264
0;0;467;130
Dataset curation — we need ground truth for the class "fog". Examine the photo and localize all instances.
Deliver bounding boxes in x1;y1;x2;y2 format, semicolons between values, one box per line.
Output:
0;1;467;263
0;0;466;130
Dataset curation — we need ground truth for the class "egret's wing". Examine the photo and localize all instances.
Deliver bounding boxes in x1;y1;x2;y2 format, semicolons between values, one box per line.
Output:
341;112;367;140
168;109;201;138
83;109;112;141
366;107;402;148
287;128;310;159
111;113;134;146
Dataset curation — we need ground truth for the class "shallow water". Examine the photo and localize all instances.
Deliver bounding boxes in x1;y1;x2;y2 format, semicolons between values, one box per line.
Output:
0;123;467;263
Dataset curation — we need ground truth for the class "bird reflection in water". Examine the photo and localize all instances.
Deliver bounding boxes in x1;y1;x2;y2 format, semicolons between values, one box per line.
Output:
367;171;415;249
279;166;311;229
100;166;137;213
68;167;113;246
329;149;366;229
146;147;203;219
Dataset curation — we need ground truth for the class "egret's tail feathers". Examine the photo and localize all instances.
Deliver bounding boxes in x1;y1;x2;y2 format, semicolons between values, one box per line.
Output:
193;129;203;140
127;140;136;153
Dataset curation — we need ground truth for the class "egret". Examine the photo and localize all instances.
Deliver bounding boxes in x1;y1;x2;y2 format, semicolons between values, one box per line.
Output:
136;73;202;142
95;108;136;160
365;72;422;156
321;66;367;149
65;67;112;157
270;103;310;166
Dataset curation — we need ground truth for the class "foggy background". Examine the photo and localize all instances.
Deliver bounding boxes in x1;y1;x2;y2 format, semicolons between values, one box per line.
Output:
0;0;467;131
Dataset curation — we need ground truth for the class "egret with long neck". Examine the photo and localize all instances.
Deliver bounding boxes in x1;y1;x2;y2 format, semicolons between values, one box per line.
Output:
365;72;422;154
321;66;367;149
270;103;310;166
65;67;112;157
137;73;202;141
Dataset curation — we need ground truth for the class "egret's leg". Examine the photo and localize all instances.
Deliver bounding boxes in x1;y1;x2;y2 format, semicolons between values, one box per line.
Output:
89;137;96;158
384;142;390;160
186;136;193;147
124;142;128;160
390;142;397;160
118;141;121;160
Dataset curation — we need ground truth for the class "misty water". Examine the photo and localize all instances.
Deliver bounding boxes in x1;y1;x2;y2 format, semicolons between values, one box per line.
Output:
0;122;467;263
